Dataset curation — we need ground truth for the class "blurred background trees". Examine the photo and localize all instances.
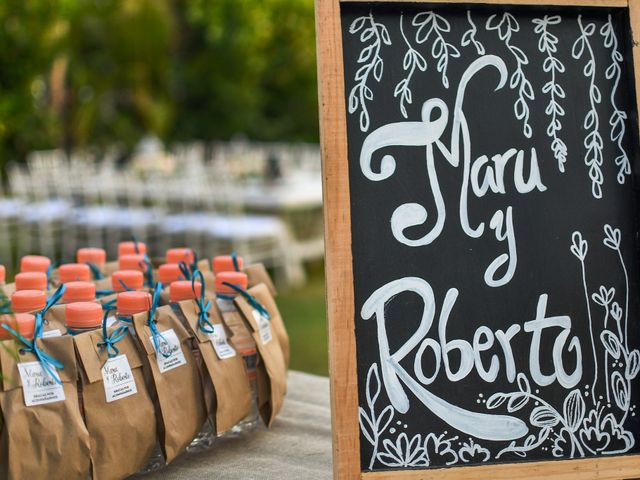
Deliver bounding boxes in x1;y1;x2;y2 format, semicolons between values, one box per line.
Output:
0;0;318;170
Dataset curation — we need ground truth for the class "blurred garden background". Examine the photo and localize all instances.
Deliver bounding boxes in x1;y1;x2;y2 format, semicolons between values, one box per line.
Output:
0;0;327;374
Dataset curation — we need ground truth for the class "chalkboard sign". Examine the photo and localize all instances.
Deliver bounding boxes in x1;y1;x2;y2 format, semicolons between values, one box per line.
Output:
316;0;640;478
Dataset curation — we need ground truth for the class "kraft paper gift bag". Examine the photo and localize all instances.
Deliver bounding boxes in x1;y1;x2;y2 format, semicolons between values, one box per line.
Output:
73;326;157;480
245;284;289;369
179;298;252;434
43;304;70;337
245;263;277;297
234;292;287;427
130;305;206;463
0;335;91;480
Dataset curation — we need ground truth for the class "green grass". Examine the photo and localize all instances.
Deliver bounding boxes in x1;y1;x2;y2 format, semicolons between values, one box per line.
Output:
277;263;328;376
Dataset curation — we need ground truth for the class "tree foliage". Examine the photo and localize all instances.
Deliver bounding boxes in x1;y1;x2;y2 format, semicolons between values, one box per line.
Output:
0;0;318;169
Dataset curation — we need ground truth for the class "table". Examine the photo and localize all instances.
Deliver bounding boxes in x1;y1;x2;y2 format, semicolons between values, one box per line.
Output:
145;371;332;479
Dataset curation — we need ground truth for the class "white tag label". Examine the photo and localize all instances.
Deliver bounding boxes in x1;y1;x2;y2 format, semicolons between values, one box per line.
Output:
253;310;272;345
208;324;236;360
101;355;137;403
42;329;61;338
105;316;117;328
150;328;186;373
17;361;66;407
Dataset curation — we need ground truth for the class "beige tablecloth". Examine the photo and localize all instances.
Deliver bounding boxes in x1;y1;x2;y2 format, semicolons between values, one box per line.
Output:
146;371;332;479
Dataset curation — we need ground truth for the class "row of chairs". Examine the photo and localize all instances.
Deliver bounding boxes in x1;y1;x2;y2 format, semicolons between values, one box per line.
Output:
1;140;324;285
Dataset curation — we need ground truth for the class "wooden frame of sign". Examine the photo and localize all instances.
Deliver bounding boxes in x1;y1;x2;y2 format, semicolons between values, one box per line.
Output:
317;0;640;478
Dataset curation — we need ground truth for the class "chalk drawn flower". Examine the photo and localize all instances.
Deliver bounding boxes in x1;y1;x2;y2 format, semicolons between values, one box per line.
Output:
377;433;428;467
570;231;588;261
600;413;635;453
603;224;621;250
424;433;458;466
579;410;610;452
458;439;490;463
592;286;615;307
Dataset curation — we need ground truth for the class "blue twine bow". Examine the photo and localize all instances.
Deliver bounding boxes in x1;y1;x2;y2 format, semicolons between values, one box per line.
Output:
192;270;214;334
221;281;271;321
2;313;65;385
148;282;171;358
231;251;240;272
97;309;129;358
86;262;105;280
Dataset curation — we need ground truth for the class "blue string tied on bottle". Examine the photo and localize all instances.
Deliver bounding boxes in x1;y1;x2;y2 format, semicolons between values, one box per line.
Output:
141;254;154;288
0;288;12;314
148;282;171;358
178;261;191;281
192;270;214;334
1;319;66;385
221;281;271;321
86;262;105;280
96;278;133;299
45;262;58;290
231;251;241;272
1;284;67;385
132;235;141;254
97;309;129;358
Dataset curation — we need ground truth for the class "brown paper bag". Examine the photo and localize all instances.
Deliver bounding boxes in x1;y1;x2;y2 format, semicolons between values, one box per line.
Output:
0;335;91;480
233;294;287;427
246;284;289;369
41;304;68;337
179;299;252;434
73;327;157;480
130;305;206;463
103;260;119;277
245;263;277;297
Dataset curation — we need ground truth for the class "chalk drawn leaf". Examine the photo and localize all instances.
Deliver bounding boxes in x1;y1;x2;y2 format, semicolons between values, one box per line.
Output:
601;330;622;360
350;16;367;33
610;302;622;322
563;389;585;432
486;392;509;410
530;405;560;428
366;363;381;409
359;407;376;445
612;371;630;411
625;350;640;380
375;405;394;433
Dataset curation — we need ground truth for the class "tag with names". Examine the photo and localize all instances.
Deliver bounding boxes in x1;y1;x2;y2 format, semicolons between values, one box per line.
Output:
208;323;236;360
252;310;272;345
150;328;187;373
17;361;65;407
42;329;61;338
101;355;137;403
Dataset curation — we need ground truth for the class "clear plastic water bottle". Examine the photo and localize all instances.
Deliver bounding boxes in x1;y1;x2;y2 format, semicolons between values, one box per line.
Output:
168;279;216;453
215;271;259;434
115;291;166;474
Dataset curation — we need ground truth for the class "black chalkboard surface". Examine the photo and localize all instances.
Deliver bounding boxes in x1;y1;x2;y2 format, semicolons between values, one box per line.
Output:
340;2;640;472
